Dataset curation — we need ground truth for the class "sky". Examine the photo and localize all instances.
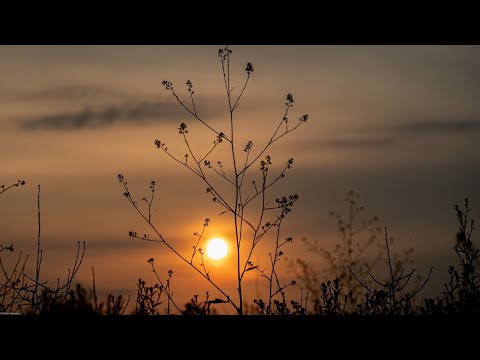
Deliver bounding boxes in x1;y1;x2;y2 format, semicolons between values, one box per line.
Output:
1;45;480;313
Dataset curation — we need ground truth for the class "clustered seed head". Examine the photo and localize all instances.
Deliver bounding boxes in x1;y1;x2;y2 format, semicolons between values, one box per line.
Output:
162;80;173;90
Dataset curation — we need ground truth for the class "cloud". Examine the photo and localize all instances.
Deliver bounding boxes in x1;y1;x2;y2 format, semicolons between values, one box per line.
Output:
395;120;480;134
11;85;129;103
348;119;480;149
303;119;480;154
20;99;222;130
357;119;480;137
313;137;394;149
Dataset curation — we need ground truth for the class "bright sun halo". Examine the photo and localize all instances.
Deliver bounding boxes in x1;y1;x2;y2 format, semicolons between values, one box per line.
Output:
206;238;228;260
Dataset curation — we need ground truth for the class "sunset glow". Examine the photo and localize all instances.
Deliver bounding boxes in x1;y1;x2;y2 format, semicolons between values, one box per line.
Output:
1;45;479;315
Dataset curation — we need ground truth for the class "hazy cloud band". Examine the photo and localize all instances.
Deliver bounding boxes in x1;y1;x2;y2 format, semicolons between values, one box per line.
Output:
21;100;220;130
395;120;480;134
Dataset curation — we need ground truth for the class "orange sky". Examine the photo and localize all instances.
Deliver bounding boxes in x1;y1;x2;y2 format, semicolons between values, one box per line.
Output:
1;45;480;313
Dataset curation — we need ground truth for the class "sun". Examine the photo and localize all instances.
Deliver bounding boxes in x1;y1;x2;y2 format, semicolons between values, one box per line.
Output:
206;238;228;260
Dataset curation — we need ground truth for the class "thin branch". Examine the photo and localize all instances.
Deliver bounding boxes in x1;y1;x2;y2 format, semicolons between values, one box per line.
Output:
409;267;433;298
0;180;25;197
33;185;42;311
119;179;239;313
91;266;99;314
199;141;219;163
150;264;182;314
243;163;291;208
157;147;234;212
232;74;251;111
191;220;209;264
165;87;230;142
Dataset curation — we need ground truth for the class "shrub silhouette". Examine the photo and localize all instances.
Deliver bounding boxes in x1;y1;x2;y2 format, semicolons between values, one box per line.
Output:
3;171;479;314
118;46;309;315
294;190;417;313
0;179;27;313
21;282;129;315
421;198;480;315
1;183;87;314
182;293;219;315
349;227;432;315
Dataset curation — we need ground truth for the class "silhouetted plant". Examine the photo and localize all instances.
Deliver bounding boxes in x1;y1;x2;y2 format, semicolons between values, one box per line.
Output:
135;259;181;315
105;293;130;315
349;227;432;315
453;198;480;312
118;46;308;315
290;288;309;315
1;179;25;313
6;239;87;314
182;292;219;315
421;198;479;315
251;232;298;315
294;190;416;312
314;278;347;315
24;282;129;315
136;278;163;315
34;283;97;315
0;184;87;314
0;249;28;313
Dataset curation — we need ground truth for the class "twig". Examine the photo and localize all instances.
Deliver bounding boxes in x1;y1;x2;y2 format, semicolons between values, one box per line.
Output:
92;266;99;314
33;185;42;312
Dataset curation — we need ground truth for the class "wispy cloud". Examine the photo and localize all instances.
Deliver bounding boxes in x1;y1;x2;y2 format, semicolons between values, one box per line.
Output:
7;85;132;103
395;120;480;134
357;119;480;136
313;137;394;149
20;99;222;130
306;119;480;153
